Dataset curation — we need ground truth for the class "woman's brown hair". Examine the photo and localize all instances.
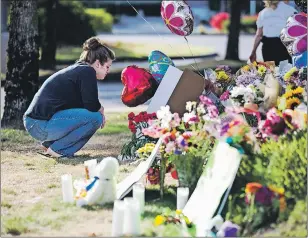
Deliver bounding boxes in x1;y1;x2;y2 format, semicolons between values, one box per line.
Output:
78;37;115;65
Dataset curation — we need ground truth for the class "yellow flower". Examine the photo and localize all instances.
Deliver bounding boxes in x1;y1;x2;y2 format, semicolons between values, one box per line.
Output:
257;65;267;76
286;97;301;109
284;67;298;81
176;209;182;215
283;90;293;99
242;65;250;72
268;185;285;195
216;71;229;80
252;61;258;67
154;215;166;226
292;87;304;95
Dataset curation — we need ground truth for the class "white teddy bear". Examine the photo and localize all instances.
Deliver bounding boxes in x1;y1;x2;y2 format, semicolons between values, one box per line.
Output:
76;157;119;207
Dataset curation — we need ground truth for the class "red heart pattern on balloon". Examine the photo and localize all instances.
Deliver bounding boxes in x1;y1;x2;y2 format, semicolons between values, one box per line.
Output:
121;65;158;107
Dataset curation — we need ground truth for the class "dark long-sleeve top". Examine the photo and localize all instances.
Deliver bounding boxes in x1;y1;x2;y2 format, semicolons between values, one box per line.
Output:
25;62;101;120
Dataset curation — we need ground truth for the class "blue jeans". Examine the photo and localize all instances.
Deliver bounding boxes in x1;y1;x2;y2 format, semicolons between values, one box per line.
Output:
23;109;103;157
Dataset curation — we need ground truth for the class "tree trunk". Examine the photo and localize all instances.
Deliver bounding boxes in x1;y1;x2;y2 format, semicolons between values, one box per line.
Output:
225;0;247;60
2;0;39;129
40;0;57;69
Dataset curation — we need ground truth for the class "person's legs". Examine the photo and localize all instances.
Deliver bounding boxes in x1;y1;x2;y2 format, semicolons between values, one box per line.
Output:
44;108;103;157
262;37;292;65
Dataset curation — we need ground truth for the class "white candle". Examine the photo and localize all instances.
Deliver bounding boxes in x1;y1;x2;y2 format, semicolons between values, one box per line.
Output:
133;183;145;214
123;197;141;236
61;174;74;203
177;187;189;210
84;159;97;179
111;200;125;237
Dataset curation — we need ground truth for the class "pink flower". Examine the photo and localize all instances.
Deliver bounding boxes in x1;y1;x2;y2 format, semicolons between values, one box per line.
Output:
170;113;181;127
142;127;161;138
161;2;186;36
165;141;176;153
199;95;213;106
220;91;230;101
266;108;282;124
207;105;219;118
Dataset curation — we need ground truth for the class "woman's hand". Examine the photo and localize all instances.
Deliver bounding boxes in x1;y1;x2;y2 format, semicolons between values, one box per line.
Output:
99;107;106;128
249;51;257;63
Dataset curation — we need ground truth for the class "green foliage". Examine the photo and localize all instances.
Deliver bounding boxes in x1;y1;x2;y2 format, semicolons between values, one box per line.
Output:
1;129;35;144
85;8;113;33
38;0;95;46
3;217;29;236
96;124;129;135
254;130;307;200
222;17;257;34
278;200;307;237
226;130;307;232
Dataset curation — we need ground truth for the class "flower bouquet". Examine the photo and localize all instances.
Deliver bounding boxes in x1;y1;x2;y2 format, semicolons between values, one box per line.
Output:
228;85;264;127
204;65;236;95
136;142;161;184
283;66;307;88
143;96;218;194
121;111;158;160
277;86;306;111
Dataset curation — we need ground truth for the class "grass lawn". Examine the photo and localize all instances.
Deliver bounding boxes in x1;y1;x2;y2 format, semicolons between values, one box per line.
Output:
1;112;179;237
56;41;215;62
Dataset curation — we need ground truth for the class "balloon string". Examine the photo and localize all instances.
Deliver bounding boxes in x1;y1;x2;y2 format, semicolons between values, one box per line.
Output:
126;0;204;78
184;36;203;77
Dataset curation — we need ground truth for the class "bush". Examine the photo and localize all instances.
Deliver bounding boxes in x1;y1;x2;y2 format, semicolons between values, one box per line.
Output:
38;0;95;46
225;130;307;233
85;8;113;33
222;15;257;33
279;200;307;237
254;130;307;200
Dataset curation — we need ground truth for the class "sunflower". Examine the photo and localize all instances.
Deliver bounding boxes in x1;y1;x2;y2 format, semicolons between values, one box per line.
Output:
284;67;298;81
283;90;294;99
292;87;304;95
286;97;301;109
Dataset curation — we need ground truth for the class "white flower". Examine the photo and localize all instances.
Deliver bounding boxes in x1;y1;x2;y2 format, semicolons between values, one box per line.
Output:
197;104;206;114
230;86;247;98
157;105;171;119
186;101;196;112
157;106;173;128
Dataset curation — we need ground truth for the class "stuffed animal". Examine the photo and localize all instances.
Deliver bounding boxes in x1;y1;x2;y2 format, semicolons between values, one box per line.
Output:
76;157;119;207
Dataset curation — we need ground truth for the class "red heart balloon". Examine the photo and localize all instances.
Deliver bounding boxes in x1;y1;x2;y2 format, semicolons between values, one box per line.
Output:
121;65;158;107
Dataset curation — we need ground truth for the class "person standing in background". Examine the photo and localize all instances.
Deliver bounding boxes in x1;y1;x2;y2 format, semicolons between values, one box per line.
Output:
249;0;297;65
